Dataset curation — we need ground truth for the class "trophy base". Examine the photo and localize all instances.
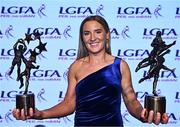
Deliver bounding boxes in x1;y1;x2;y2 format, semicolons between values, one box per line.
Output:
16;93;35;116
144;95;166;115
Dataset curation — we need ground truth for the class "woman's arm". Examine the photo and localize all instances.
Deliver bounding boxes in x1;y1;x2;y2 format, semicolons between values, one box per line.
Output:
120;59;169;125
13;62;77;120
120;60;143;120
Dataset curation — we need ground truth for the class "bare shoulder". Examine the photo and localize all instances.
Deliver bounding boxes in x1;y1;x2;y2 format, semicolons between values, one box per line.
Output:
120;59;129;68
119;59;132;90
68;58;86;77
120;59;131;73
69;58;85;70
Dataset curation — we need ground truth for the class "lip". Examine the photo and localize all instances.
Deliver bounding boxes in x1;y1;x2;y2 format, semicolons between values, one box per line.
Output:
88;42;99;47
90;42;98;45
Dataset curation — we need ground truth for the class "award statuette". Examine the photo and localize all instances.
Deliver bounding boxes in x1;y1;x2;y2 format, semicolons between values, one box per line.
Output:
7;31;47;116
135;31;176;119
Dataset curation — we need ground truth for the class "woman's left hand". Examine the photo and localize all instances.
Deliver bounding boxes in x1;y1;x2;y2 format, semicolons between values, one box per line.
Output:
140;108;169;125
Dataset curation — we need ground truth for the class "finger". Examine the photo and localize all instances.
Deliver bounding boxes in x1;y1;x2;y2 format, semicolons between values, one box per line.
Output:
148;110;154;124
154;112;161;125
12;108;20;119
20;109;26;120
12;108;17;117
29;108;34;117
161;113;169;124
140;109;148;122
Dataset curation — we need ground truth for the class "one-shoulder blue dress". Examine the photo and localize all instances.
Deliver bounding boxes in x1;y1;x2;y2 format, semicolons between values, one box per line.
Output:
75;57;123;126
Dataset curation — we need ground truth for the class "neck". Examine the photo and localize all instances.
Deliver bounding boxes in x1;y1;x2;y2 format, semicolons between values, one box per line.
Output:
87;52;108;65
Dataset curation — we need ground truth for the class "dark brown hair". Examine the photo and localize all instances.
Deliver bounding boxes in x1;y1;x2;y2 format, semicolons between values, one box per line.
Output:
77;15;111;59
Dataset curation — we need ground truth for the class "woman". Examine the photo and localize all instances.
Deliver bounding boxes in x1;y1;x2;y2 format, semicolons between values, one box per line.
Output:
13;15;169;126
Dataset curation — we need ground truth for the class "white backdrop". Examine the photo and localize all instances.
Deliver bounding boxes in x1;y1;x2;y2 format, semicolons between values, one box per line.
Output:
0;0;180;127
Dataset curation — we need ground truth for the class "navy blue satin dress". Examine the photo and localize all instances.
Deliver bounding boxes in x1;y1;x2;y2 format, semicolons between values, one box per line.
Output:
75;57;123;126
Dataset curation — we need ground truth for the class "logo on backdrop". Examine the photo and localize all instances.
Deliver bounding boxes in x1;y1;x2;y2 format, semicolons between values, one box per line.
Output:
63;25;72;39
154;5;163;18
0;25;14;39
58;91;65;102
1;108;73;124
136;91;149;103
30;69;62;81
140;70;178;82
110;26;131;40
27;26;72;39
0;114;2;123
58;4;104;18
57;117;72;124
2;68;61;82
4;109;13;123
175;7;180;19
58;49;76;61
63;68;69;81
0;72;2;79
175;49;180;61
117;5;163;19
0;4;47;18
174;92;180;103
168;112;180;125
0;48;46;67
0;71;5;81
37;88;47;102
96;4;104;16
142;28;178;40
5;25;14;38
117;49;149;60
37;4;47;18
0;90;33;102
0;89;47;103
122;110;130;123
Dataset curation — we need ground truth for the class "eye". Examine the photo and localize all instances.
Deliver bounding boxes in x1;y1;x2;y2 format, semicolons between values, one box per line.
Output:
83;31;89;36
96;29;102;34
96;31;102;34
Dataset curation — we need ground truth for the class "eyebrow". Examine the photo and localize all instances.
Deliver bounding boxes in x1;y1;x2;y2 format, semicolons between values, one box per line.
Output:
83;28;103;33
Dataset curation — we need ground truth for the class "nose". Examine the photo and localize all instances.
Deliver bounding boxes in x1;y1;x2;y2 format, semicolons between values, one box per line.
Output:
90;33;96;41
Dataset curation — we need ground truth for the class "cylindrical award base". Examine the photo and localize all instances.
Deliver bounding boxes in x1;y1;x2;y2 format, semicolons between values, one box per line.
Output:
144;95;166;115
16;93;35;116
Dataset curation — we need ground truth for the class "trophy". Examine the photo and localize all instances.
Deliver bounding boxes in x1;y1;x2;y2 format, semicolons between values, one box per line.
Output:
135;31;176;119
7;31;47;116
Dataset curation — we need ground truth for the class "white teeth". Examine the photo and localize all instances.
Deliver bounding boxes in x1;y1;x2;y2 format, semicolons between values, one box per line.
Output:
90;43;97;46
89;42;98;46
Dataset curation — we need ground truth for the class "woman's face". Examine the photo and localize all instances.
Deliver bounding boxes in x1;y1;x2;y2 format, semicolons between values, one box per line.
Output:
82;20;109;55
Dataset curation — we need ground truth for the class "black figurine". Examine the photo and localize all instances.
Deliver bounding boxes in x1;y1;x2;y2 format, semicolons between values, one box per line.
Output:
135;31;176;96
8;39;27;80
7;31;47;94
17;49;40;94
138;49;175;96
135;31;176;73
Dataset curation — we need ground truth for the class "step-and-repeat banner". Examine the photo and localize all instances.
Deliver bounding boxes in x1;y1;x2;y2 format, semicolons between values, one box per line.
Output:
0;0;179;127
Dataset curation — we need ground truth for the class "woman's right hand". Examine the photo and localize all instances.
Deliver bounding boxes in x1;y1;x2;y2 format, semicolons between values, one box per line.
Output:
12;108;42;120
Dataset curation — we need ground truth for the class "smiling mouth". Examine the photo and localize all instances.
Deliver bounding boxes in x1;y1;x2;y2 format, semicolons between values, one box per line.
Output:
89;42;99;46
